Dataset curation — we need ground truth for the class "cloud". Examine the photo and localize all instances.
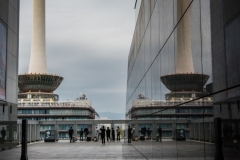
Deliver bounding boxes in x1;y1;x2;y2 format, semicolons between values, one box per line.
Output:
19;0;136;113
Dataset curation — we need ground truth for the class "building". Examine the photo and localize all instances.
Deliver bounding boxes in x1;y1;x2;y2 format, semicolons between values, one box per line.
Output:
129;93;213;120
0;0;20;150
126;0;240;158
210;0;240;158
17;93;98;121
126;0;213;122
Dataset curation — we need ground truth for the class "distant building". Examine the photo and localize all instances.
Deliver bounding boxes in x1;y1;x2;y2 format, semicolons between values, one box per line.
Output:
128;93;213;120
17;93;99;121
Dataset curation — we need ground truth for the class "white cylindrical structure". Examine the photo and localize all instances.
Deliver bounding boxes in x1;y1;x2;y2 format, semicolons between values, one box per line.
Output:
176;0;194;74
28;0;48;74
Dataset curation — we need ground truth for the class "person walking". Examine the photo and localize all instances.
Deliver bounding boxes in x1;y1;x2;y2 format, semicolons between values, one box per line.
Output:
147;128;151;140
116;126;121;141
106;127;111;142
1;127;6;143
68;127;74;143
100;126;106;144
79;128;84;141
111;128;115;141
127;125;132;144
157;126;162;142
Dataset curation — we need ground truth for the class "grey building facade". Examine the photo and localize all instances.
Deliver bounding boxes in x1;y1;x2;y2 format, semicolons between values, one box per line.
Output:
0;0;20;150
211;0;240;158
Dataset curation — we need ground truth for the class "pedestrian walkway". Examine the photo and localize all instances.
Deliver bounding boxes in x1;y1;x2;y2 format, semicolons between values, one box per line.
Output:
0;139;215;160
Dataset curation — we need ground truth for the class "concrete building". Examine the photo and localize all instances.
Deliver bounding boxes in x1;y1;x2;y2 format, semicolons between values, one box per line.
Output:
0;0;20;150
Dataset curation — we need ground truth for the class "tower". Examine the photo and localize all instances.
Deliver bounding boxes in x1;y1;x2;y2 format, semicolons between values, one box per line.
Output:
18;0;63;102
160;0;210;101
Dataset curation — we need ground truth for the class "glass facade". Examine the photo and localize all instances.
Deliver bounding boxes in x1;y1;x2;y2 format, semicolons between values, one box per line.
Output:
0;0;19;151
124;0;216;159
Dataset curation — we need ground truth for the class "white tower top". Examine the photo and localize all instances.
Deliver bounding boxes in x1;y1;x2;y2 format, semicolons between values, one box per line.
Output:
28;0;48;74
176;0;194;74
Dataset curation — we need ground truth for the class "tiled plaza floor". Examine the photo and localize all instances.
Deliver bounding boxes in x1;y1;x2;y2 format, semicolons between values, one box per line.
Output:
0;139;215;160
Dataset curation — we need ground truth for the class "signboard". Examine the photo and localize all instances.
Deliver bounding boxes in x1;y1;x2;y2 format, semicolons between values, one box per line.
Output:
44;130;56;142
0;22;7;100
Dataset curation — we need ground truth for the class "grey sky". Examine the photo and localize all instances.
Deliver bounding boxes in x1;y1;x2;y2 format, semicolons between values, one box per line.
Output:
19;0;136;113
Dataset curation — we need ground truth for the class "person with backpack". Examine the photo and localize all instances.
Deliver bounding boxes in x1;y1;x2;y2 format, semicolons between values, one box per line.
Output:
106;127;111;142
79;128;84;141
68;127;74;143
116;126;121;141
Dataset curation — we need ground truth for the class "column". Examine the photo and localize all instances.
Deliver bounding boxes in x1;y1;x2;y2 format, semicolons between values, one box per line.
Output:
135;123;139;137
29;124;31;143
172;123;177;139
199;123;201;140
74;124;77;139
9;124;13;142
18;124;21;145
152;123;157;140
193;123;195;139
34;124;37;142
54;124;59;140
209;122;211;142
91;123;95;139
37;124;40;141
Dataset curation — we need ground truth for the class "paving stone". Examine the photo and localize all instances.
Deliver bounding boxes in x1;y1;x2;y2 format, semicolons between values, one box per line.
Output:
0;139;215;160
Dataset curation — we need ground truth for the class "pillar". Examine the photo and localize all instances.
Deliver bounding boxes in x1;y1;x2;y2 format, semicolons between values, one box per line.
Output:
172;123;177;139
73;124;77;139
200;123;202;140
152;123;157;140
193;123;195;139
135;123;139;137
34;124;37;142
18;124;21;145
29;125;31;143
54;124;59;140
91;123;95;139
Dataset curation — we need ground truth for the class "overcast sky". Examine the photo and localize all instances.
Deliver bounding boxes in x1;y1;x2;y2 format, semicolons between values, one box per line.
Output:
19;0;136;113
